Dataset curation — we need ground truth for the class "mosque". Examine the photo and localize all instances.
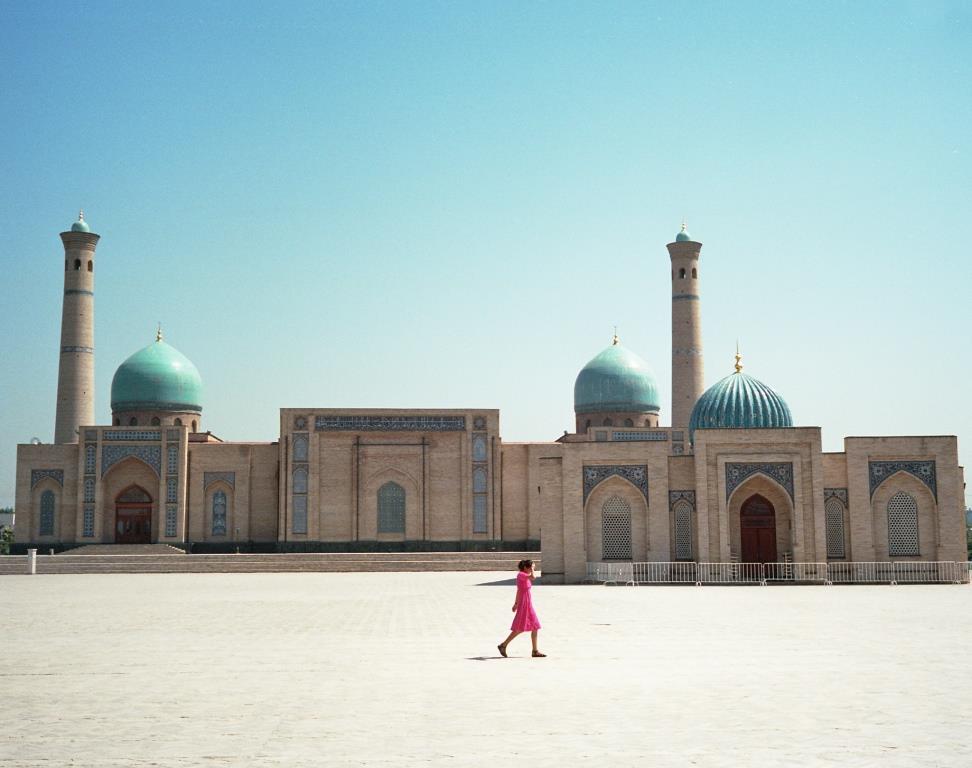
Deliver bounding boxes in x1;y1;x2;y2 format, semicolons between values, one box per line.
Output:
13;214;967;582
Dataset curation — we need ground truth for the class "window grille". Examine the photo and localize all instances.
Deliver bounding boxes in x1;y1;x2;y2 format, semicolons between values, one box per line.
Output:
887;492;919;556
472;433;487;461
601;495;632;560
83;506;95;537
473;467;487;493
673;500;693;560
473;494;488;533
825;498;846;558
293;467;307;494
293;434;308;462
39;490;55;536
212;490;227;536
167;444;178;474
378;482;406;534
165;505;177;537
84;477;95;503
85;444;96;474
292;495;308;534
167;477;178;503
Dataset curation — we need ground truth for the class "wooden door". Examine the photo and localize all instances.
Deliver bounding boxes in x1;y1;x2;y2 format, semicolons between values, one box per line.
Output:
740;494;777;563
115;486;153;544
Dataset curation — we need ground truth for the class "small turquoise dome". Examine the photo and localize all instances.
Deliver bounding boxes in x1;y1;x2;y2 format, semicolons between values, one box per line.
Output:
111;336;203;413
675;222;691;242
70;211;90;233
689;365;792;441
574;341;661;414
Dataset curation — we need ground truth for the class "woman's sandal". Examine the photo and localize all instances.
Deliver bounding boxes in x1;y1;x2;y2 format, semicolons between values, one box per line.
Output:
532;650;547;658
497;644;508;658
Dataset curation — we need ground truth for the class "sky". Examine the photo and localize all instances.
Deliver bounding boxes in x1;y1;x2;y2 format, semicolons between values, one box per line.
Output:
1;0;970;508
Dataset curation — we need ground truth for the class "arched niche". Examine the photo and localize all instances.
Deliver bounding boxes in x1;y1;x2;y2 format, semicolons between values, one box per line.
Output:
870;471;937;560
584;475;648;562
727;473;793;562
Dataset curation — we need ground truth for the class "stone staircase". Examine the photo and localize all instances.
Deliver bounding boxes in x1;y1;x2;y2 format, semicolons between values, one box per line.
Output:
0;549;540;576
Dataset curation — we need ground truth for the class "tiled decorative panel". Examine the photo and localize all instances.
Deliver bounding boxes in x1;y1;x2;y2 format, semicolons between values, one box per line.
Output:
887;492;919;556
669;490;696;508
83;477;95;503
725;462;794;501
103;430;161;441
601;496;632;560
211;491;227;536
472;433;487;461
292;495;308;535
203;471;235;489
39;490;55;536
165;505;177;537
167;445;178;475
85;444;96;475
316;415;466;432
82;506;95;538
101;446;161;477
869;460;936;500
167;477;178;503
824;488;848;504
31;469;64;488
583;465;648;503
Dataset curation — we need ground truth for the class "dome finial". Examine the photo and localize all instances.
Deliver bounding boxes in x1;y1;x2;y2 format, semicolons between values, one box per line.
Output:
156;323;163;343
675;220;692;242
734;340;743;373
681;219;687;233
612;325;619;345
78;209;84;222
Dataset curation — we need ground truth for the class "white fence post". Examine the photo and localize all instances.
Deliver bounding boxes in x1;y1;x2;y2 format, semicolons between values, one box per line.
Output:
27;548;37;575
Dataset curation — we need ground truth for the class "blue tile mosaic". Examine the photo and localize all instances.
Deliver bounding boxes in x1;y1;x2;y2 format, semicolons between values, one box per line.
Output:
869;460;936;500
101;445;161;477
583;465;649;503
725;462;794;501
316;415;466;432
31;469;64;488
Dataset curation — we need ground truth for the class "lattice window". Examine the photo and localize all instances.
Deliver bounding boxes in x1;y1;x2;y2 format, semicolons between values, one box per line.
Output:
293;434;308;462
825;498;846;559
212;491;227;536
165;505;177;537
39;490;55;536
673;500;693;560
473;467;487;493
83;506;95;537
167;477;178;503
473;494;488;534
167;444;178;475
378;482;406;534
601;495;632;560
292;495;307;534
293;467;307;494
85;444;96;474
83;477;95;503
888;492;919;556
472;433;487;461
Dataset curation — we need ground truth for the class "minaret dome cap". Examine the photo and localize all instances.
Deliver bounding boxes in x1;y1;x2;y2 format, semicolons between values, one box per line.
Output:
675;221;692;242
70;210;91;233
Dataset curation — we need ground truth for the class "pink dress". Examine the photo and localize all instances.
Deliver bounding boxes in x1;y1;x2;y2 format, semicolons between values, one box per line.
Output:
511;571;541;632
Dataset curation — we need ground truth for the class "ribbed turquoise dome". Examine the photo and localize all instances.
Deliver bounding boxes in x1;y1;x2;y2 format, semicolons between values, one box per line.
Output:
574;342;661;414
111;338;203;412
689;368;792;441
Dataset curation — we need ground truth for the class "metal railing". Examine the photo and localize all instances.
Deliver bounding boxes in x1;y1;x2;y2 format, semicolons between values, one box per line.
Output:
586;560;969;586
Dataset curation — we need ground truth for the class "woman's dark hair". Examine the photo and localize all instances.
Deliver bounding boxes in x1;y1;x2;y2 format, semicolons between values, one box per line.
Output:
517;559;534;571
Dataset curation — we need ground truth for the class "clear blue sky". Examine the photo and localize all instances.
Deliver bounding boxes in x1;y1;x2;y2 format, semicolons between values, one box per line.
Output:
2;1;970;508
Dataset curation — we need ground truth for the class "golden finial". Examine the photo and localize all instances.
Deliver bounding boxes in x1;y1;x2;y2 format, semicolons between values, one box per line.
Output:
156;323;163;342
734;340;743;373
612;326;619;345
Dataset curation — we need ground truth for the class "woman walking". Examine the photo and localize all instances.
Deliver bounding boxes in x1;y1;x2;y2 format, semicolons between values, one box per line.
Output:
498;559;545;658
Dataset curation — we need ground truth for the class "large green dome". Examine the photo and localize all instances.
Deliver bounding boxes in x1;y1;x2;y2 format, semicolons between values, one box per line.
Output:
574;341;661;414
111;337;203;413
689;364;792;442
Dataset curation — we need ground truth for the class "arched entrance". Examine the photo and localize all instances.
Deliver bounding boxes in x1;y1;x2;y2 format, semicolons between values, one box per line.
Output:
740;494;777;563
115;486;152;544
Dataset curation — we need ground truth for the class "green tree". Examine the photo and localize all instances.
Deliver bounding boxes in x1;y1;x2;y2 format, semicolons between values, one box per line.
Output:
0;527;12;556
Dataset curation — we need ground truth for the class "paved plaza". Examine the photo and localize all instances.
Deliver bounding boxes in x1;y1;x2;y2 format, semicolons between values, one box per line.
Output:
3;572;970;767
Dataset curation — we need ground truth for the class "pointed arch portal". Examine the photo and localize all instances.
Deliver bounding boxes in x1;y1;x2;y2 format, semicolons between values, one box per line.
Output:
115;485;152;544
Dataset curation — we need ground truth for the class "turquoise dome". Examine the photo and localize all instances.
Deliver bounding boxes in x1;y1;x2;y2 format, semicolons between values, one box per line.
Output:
111;338;203;412
574;342;661;414
70;213;90;233
675;222;691;242
689;367;792;441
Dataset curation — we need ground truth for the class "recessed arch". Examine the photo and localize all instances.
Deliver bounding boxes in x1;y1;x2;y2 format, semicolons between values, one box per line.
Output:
377;481;406;534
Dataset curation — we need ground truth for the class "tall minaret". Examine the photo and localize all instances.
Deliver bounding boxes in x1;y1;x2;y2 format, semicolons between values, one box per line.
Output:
54;212;100;443
667;222;704;431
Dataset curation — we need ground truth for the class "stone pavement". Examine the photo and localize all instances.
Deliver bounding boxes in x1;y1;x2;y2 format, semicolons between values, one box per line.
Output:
2;572;969;767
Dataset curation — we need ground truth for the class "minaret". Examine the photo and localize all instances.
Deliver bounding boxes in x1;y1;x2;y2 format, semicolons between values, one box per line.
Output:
667;222;704;431
54;211;100;443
